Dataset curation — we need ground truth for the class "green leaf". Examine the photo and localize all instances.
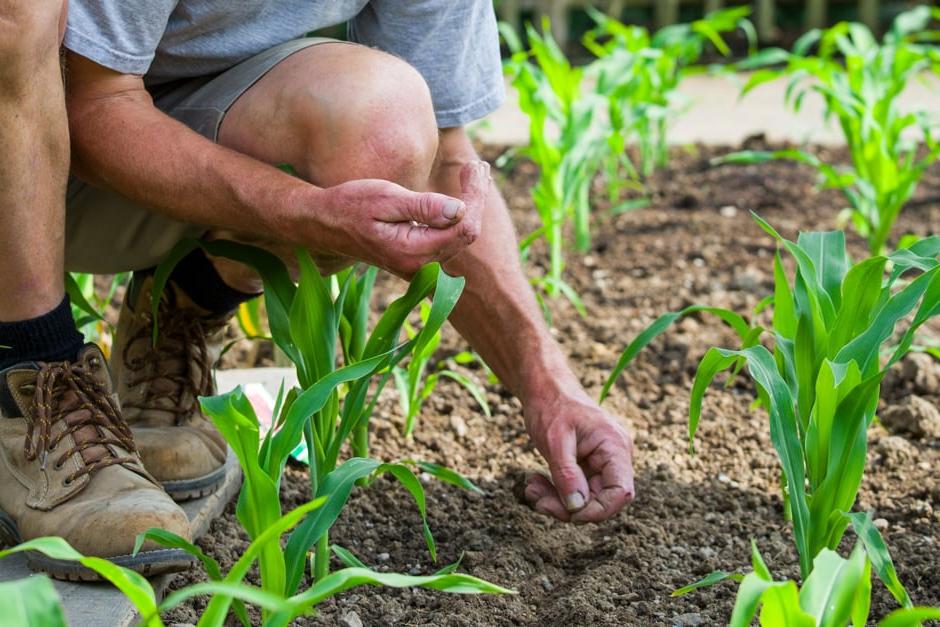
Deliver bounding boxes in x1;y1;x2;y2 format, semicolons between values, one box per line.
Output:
268;567;515;627
437;370;491;417
410;460;484;495
845;511;913;608
799;546;868;625
672;570;743;597
879;607;940;627
65;273;105;324
331;544;368;569
601;305;755;402
0;576;67;627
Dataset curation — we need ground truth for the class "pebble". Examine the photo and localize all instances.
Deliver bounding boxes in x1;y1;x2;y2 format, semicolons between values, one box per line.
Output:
339;611;363;627
720;205;738;218
876;435;919;466
376;552;390;562
874;518;889;532
673;612;705;627
449;414;469;438
409;566;422;575
540;576;554;591
881;396;940;440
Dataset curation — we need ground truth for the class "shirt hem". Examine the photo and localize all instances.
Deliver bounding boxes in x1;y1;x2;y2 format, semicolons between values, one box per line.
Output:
435;83;506;129
64;27;154;75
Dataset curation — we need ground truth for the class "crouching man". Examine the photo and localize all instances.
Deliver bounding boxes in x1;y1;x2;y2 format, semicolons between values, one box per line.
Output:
1;0;636;579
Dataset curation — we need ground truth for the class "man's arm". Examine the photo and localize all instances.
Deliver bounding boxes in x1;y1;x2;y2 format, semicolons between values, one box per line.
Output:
431;127;636;523
64;53;479;277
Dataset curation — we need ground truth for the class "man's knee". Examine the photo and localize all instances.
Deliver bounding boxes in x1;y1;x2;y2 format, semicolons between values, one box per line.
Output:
0;2;63;86
294;49;439;190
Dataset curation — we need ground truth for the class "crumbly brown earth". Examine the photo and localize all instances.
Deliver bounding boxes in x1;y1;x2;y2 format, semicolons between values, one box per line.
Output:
164;141;940;626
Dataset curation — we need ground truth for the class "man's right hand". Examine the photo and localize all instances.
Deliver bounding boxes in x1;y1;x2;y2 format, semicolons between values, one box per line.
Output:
311;161;489;277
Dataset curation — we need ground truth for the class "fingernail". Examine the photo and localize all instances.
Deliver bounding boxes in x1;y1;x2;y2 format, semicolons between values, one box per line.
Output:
443;199;463;220
564;492;585;511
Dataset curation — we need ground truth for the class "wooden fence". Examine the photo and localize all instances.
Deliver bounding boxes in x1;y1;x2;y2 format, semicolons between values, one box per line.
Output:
497;0;887;45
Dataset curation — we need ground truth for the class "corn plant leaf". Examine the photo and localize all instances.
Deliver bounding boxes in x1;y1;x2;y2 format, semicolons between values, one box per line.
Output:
267;567;515;627
152;239;297;362
158;581;292;624
601;305;755;402
799;545;868;625
878;607;940;627
331;544;368;569
195;499;325;625
410;460;485;495
671;570;743;597
759;581;815;627
690;346;812;574
65;273;105;324
289;249;337;388
844;511;913;608
284;460;441;594
0;575;67;627
437;370;491;417
0;538;163;626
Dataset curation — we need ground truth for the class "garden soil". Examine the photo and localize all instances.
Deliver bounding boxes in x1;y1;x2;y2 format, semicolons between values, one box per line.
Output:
164;140;940;626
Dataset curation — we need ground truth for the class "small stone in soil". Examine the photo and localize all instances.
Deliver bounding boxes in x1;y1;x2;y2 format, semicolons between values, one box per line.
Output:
540;576;554;591
881;395;940;440
409;566;422;575
339;611;363;627
376;552;390;562
672;612;705;627
450;414;469;438
874;518;889;532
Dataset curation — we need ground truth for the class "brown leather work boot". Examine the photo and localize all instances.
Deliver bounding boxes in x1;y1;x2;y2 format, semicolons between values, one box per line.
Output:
0;345;193;580
111;276;229;501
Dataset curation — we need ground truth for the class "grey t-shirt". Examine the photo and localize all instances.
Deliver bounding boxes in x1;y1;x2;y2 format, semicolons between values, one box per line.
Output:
64;1;504;128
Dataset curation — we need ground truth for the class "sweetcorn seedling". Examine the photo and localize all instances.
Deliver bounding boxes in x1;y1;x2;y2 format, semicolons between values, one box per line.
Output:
393;301;491;438
152;240;493;599
675;517;939;627
585;6;755;181
720;6;940;255
500;19;610;309
602;216;940;581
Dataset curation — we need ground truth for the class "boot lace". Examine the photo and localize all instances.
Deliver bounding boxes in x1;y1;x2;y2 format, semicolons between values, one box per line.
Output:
23;356;138;485
122;302;220;425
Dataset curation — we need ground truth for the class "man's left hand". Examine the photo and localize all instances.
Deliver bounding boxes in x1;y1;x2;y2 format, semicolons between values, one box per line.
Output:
523;394;635;523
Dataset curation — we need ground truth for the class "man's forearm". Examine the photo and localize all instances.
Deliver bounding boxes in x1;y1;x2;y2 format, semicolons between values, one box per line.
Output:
431;129;584;406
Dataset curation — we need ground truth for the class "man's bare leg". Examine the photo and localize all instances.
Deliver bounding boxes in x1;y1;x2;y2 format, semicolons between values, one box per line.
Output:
0;1;70;323
215;43;635;523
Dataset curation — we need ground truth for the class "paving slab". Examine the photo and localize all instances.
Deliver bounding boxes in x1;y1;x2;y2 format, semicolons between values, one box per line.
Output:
0;369;303;626
470;72;940;147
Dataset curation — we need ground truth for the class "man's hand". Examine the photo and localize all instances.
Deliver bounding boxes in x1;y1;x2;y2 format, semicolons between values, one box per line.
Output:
314;161;490;277
523;394;635;523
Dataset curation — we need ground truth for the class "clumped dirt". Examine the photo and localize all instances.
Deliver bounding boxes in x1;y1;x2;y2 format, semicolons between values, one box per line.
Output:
165;141;940;626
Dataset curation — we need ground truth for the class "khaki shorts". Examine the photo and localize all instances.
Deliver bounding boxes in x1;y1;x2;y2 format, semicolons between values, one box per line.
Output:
65;37;340;274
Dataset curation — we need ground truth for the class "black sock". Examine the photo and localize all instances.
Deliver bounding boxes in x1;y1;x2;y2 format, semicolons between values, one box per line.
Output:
137;248;259;317
0;296;85;370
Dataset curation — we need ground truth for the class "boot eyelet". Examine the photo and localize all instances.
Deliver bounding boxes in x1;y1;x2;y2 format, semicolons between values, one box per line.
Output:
53;458;65;471
62;477;73;487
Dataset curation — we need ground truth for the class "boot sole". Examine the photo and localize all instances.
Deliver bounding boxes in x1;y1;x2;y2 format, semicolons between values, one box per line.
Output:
162;462;228;502
27;548;195;582
0;509;194;582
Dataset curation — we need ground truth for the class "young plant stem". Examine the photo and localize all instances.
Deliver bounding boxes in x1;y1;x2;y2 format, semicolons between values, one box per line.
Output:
314;532;330;582
352;423;369;458
549;220;563;296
